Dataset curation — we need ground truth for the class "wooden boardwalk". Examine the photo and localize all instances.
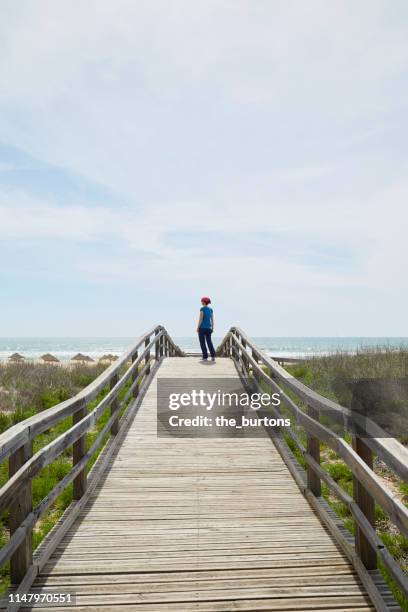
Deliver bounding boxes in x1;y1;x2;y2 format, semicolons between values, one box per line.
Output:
31;357;374;611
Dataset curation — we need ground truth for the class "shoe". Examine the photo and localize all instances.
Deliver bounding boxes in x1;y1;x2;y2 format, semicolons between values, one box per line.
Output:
200;358;208;362
211;357;216;362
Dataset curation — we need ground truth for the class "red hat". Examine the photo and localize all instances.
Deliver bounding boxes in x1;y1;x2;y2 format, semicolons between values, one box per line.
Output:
201;296;211;304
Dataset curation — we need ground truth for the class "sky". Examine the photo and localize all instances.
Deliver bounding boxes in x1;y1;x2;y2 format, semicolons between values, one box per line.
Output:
0;0;407;338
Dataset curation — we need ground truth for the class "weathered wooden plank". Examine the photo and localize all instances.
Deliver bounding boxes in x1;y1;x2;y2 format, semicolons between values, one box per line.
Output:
33;564;357;585
72;406;87;500
9;442;33;584
352;436;377;570
15;596;375;612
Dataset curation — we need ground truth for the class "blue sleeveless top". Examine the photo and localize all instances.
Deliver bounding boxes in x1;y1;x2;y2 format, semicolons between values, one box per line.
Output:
200;306;213;329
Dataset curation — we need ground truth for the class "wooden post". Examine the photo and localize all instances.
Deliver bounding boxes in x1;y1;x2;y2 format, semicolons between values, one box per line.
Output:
242;351;247;374
9;441;33;584
251;351;260;388
110;373;119;436
241;339;247;372
306;406;321;496
72;406;87;500
145;337;151;376
352;436;377;569
252;349;258;375
132;351;139;399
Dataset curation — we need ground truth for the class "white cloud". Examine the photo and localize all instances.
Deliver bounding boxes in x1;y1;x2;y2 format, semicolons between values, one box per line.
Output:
1;178;407;295
0;0;407;196
0;1;407;334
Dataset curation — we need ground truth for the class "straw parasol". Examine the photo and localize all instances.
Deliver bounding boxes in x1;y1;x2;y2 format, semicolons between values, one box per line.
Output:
40;353;60;364
98;354;118;364
8;352;25;362
71;353;95;364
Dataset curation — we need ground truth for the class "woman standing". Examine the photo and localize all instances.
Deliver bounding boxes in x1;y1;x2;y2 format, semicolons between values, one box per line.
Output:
197;297;216;362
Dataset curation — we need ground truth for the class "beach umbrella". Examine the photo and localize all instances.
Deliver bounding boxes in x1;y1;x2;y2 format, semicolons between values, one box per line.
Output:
8;352;25;362
98;354;118;364
82;355;95;363
40;353;60;364
71;353;95;363
98;354;111;363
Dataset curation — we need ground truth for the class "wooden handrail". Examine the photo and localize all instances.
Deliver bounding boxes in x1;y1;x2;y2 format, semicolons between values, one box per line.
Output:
221;327;408;480
0;326;183;586
0;326;182;463
217;327;408;600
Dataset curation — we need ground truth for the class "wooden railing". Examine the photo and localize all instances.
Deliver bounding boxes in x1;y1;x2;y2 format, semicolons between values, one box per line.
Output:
218;327;408;608
0;326;183;595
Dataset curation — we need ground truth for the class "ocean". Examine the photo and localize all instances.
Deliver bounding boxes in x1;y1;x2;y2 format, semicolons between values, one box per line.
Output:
0;336;407;363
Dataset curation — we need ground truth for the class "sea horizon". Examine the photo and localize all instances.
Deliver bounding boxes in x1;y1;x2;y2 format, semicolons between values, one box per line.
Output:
1;336;408;362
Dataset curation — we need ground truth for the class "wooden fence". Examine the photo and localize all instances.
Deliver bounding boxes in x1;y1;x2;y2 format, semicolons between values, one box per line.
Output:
218;326;408;605
0;326;183;592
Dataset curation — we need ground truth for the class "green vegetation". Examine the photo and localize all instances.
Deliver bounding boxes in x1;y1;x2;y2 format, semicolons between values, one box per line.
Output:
289;348;408;440
0;361;136;593
0;362;107;432
284;349;408;610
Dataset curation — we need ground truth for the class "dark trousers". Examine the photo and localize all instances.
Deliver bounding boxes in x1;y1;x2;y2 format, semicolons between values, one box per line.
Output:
198;329;215;359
